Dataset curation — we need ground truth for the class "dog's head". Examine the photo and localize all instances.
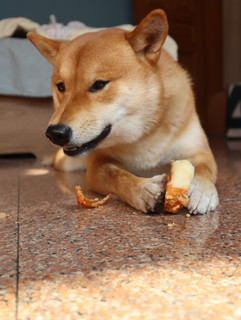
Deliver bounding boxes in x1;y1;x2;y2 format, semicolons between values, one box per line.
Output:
28;9;168;157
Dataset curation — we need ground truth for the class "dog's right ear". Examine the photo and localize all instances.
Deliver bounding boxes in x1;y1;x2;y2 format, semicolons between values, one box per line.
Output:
27;32;62;64
125;9;168;66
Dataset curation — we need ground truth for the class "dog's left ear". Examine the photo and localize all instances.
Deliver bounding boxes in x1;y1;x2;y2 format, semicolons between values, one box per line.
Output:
125;9;168;66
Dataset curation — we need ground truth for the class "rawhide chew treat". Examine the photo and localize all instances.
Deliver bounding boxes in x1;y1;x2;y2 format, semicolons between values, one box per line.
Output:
75;186;110;208
164;160;194;213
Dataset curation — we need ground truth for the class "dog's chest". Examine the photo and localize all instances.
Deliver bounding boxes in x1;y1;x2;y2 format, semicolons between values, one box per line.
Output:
111;141;176;173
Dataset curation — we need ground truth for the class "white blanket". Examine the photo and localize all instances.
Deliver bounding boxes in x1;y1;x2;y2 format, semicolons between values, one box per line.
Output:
0;16;100;40
0;17;178;97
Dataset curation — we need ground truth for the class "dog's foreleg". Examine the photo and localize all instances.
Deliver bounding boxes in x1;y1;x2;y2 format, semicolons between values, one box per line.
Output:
86;154;167;213
187;152;219;214
53;149;87;172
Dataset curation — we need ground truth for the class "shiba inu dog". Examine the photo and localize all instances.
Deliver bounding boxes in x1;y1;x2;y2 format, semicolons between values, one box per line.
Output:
28;9;219;214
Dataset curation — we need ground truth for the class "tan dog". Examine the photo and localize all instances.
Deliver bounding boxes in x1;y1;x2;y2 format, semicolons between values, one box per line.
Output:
28;9;219;214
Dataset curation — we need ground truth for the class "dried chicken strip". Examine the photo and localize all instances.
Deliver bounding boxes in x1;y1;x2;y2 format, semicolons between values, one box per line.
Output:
164;160;194;213
75;186;110;208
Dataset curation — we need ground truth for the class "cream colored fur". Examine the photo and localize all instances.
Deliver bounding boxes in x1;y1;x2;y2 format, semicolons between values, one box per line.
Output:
28;9;219;214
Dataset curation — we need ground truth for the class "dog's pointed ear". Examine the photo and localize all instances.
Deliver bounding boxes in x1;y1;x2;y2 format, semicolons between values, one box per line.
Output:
27;32;62;64
125;9;168;65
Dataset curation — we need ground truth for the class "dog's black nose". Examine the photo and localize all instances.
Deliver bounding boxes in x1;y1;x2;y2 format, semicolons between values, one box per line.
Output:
45;124;72;146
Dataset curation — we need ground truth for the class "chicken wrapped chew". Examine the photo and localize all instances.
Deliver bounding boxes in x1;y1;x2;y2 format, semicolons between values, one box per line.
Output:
164;160;194;213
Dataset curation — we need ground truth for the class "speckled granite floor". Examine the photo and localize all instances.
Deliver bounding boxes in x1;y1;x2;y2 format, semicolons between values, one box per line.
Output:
0;138;241;320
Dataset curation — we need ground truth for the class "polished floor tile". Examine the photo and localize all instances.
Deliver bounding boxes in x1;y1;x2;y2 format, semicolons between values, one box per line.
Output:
0;138;241;320
0;162;19;320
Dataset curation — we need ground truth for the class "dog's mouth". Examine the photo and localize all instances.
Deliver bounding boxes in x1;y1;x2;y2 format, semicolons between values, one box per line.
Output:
63;124;111;157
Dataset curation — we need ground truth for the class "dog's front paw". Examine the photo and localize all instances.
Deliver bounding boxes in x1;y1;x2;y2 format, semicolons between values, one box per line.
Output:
134;174;167;213
187;177;219;214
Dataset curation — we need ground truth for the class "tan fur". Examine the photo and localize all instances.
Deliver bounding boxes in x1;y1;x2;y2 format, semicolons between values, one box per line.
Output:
28;9;219;214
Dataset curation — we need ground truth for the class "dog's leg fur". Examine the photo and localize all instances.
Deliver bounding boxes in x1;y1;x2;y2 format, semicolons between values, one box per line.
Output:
187;153;219;214
86;153;167;213
54;149;87;172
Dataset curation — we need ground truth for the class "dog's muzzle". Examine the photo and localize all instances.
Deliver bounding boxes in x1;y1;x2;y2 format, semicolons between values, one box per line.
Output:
45;124;111;156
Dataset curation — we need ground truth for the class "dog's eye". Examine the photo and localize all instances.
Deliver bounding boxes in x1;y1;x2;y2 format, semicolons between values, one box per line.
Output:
88;80;109;93
56;81;65;93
